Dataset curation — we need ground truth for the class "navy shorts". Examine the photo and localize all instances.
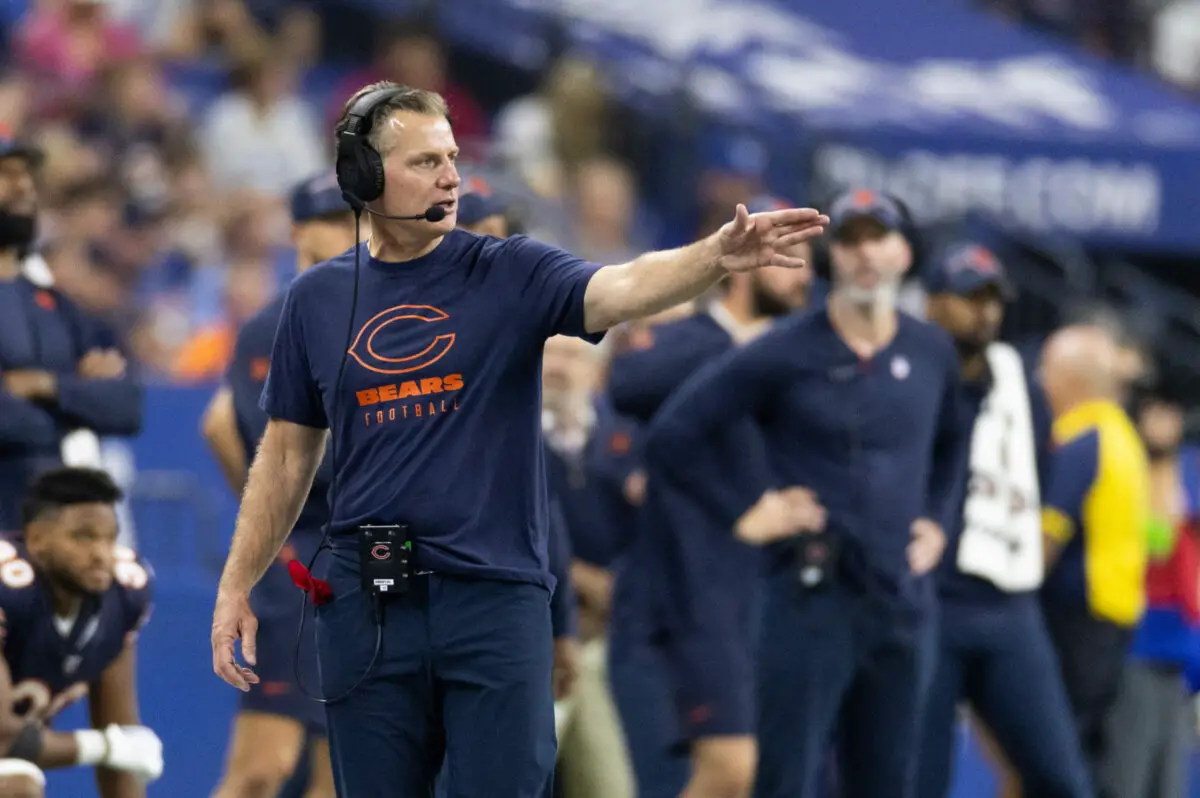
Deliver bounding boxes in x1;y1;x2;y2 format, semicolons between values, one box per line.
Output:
665;629;756;744
242;560;326;733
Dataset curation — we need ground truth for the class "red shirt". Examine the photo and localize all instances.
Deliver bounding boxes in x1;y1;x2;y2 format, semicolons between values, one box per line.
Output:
1146;518;1200;624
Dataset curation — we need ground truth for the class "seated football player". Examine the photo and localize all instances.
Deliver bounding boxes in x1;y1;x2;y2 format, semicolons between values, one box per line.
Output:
0;467;161;796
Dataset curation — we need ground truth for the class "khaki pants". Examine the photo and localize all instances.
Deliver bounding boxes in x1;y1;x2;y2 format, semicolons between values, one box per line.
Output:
558;638;636;798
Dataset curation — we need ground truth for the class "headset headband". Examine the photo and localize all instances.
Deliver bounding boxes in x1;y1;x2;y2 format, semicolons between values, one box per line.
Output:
341;86;405;141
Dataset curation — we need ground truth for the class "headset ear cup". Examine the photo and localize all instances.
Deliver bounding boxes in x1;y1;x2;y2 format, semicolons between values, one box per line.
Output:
335;135;387;207
361;145;385;203
350;140;382;204
335;136;361;210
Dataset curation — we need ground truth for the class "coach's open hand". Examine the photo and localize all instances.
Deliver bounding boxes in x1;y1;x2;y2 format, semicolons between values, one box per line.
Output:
212;590;261;691
716;204;828;273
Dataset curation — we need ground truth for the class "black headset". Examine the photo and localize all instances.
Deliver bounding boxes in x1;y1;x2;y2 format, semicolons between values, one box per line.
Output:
335;86;406;213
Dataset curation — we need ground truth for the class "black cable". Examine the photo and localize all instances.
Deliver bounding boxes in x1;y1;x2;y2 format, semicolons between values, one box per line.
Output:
292;209;385;704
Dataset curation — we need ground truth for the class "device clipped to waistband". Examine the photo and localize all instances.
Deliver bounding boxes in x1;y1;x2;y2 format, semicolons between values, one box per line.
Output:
358;524;413;597
795;529;840;591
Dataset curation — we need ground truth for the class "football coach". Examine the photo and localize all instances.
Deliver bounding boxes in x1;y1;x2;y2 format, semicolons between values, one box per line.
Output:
210;80;828;798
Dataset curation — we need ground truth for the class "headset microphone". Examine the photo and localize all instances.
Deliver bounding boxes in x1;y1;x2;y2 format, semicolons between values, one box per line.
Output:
369;205;447;223
344;197;448;223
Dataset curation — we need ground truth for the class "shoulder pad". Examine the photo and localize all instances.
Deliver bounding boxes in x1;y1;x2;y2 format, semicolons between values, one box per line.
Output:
113;546;154;594
0;540;37;593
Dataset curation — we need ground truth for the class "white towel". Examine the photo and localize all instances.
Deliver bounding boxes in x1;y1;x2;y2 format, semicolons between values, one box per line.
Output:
955;342;1044;592
21;253;53;288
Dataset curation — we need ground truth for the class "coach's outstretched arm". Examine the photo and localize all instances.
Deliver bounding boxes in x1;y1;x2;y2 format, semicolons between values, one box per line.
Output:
212;419;325;690
582;204;827;333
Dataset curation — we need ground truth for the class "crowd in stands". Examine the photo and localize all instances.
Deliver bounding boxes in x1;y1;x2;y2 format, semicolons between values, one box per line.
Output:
0;0;655;386
975;0;1200;92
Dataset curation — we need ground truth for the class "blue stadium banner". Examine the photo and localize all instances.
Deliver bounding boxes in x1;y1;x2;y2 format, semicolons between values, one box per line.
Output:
439;0;1200;252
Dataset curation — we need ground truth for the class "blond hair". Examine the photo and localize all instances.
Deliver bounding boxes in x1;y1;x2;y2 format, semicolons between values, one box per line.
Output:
334;81;450;155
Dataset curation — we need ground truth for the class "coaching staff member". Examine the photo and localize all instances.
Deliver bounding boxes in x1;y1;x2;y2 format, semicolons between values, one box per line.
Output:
210;81;828;798
0;133;142;530
915;245;1090;798
644;190;960;798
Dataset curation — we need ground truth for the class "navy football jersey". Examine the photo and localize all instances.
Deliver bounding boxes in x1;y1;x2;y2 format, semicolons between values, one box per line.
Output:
0;539;153;724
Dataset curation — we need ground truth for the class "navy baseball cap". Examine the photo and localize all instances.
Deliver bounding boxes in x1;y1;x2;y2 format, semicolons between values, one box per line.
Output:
700;133;768;177
0;126;43;167
927;243;1014;300
289;171;347;223
827;189;904;236
457;175;506;226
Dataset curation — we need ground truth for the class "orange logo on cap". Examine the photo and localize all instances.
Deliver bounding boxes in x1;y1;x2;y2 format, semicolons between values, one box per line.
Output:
852;189;876;207
970;246;997;272
465;176;493;197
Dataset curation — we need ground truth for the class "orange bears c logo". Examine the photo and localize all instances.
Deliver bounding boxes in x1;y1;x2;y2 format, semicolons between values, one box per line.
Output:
348;305;456;376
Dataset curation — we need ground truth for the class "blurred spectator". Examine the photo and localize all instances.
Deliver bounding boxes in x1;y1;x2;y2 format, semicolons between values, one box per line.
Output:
274;5;322;70
14;0;142;108
39;177;127;318
0;70;34;135
175;191;283;346
1039;324;1152;798
494;57;613;200
201;42;324;197
153;0;270;63
79;56;190;203
567;155;642;264
27;122;106;199
161;147;223;267
172;257;273;383
1102;393;1196;798
693;134;767;238
1151;0;1200;92
329;24;487;147
972;0;1200;89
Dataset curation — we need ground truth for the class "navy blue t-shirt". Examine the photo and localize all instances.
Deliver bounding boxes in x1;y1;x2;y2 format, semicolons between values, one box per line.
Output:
260;230;603;589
